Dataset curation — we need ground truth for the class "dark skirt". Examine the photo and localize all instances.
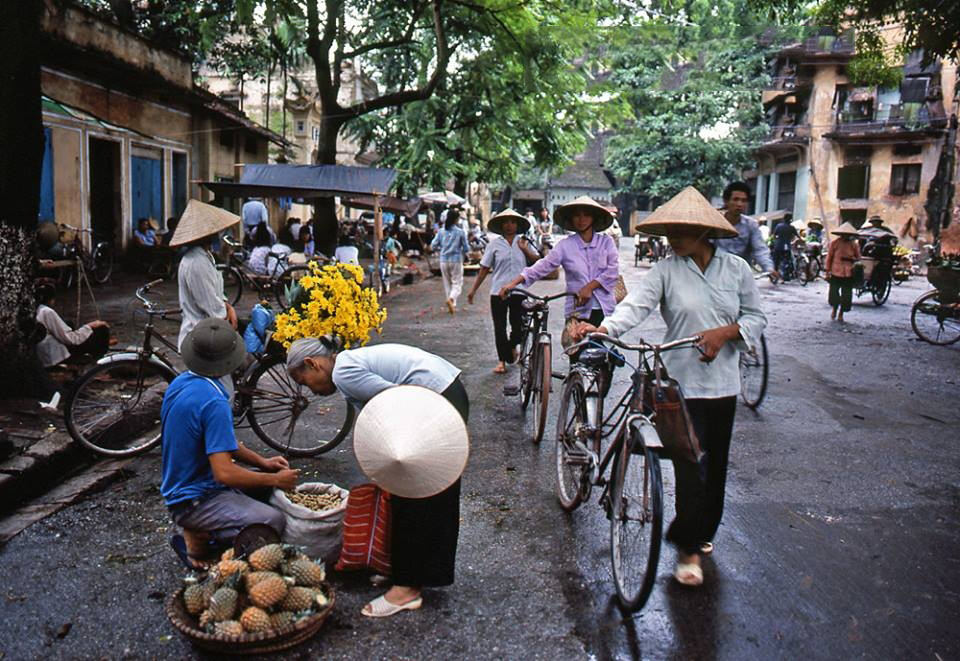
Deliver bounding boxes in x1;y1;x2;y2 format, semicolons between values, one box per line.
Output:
389;378;469;587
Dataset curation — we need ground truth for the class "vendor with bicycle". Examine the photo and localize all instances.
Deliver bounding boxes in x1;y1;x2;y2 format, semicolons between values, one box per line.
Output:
714;181;779;280
169;200;240;350
162;318;298;570
573;186;766;587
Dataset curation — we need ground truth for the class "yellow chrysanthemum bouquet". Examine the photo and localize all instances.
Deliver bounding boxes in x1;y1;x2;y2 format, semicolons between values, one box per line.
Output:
273;261;387;348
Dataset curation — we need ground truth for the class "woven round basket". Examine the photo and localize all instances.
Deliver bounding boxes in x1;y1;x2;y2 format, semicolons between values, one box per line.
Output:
165;584;335;655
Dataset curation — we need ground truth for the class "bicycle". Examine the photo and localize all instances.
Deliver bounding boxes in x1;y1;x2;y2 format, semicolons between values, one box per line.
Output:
555;331;702;612
54;223;114;286
63;280;354;458
218;235;323;309
507;288;576;444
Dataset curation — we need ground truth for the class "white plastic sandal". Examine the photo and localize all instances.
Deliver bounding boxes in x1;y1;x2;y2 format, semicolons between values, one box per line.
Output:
699;542;714;555
361;595;423;618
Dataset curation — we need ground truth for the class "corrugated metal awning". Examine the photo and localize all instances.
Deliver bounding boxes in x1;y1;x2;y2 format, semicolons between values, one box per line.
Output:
200;164;397;199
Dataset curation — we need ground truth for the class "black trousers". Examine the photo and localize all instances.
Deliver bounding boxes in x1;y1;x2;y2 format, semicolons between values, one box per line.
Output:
665;396;737;555
828;276;855;312
67;325;110;363
490;294;524;363
390;378;469;587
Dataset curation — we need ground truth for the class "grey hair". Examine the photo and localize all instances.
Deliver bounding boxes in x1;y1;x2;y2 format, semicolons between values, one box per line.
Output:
285;336;339;373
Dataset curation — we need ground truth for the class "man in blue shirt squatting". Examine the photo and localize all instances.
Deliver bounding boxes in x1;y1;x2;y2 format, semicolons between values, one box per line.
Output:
161;318;298;569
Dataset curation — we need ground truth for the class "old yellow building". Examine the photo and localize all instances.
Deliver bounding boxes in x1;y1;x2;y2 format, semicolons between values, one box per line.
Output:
38;0;283;251
748;30;958;244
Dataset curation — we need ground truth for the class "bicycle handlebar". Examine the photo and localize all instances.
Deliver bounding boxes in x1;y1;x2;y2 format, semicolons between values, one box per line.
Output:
222;235;241;248
135;280;179;316
508;287;577;303
566;331;702;356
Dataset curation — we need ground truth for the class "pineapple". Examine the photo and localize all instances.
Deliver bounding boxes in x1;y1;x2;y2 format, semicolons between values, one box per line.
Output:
279;586;314;613
269;611;295;630
182;577;206;616
285;558;325;587
208;577;240;622
248;574;289;609
245;571;281;592
216;558;249;579
313;588;329;608
213;620;244;637
248;544;285;572
239;606;272;633
220;547;235;562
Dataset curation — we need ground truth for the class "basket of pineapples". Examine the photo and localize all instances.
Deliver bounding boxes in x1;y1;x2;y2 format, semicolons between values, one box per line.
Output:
165;543;335;655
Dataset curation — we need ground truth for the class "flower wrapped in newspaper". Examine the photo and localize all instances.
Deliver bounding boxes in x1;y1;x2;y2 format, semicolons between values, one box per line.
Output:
273;261;386;349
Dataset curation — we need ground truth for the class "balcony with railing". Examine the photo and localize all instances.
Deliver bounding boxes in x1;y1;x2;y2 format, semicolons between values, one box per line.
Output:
829;102;947;139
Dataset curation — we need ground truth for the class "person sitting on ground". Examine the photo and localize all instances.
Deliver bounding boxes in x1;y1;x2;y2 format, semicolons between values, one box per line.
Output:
133;218;157;247
163;318;298;570
35;282;110;369
246;222;274;275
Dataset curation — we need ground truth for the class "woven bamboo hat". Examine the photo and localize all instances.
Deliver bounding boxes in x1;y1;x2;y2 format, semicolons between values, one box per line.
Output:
634;186;738;238
487;209;530;235
554;196;615;232
353;386;469;499
169;199;240;247
831;222;859;236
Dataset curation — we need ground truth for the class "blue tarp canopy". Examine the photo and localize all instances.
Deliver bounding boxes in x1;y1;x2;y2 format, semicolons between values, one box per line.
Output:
200;164;397;199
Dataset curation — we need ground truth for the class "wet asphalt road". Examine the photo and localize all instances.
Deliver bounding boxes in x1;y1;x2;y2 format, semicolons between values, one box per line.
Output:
0;244;958;660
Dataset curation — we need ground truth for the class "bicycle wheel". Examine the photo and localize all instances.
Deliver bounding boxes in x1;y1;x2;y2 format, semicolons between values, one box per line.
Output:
809;257;821;281
519;320;537;409
244;354;355;456
555;373;589;511
64;359;175;457
276;264;311;310
872;277;892;305
798;256;812;286
530;339;552;444
739;334;768;409
218;264;242;306
610;431;663;612
91;243;113;284
911;289;960;345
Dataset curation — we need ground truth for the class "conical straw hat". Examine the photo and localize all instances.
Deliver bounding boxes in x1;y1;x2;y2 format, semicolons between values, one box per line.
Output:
554;195;615;232
831;222;859;236
635;186;738;238
487;208;530;235
169;199;241;247
353;385;469;499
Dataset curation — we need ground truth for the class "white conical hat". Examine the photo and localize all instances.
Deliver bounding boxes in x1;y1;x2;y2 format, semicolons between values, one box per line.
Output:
169;199;240;247
353;385;469;499
635;186;739;238
831;222;859;236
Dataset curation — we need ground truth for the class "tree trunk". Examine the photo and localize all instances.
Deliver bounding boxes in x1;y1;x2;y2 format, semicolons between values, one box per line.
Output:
264;65;272;129
0;0;48;399
311;115;345;257
281;65;289;140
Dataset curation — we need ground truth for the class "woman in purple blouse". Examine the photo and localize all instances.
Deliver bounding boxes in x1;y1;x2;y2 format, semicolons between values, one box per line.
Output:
499;196;620;328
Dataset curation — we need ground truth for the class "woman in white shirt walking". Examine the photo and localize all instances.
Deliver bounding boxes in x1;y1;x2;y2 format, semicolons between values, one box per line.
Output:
467;209;541;374
574;187;766;587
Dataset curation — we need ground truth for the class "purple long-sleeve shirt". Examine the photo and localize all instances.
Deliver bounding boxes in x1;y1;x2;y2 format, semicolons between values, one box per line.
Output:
521;232;619;318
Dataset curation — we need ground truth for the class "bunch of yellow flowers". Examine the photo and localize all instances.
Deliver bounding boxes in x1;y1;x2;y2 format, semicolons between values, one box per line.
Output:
273;261;387;348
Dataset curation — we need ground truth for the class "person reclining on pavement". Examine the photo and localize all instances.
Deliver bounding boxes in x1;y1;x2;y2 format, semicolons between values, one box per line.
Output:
161;317;298;569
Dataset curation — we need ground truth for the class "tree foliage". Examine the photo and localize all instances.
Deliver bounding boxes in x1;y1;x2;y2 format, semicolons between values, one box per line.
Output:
346;5;626;193
604;0;770;200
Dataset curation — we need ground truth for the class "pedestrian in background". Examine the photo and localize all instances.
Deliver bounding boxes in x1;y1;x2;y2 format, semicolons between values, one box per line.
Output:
430;209;470;314
241;197;268;246
499;196;619;328
467;209;541;374
573;186;766;587
824;222;861;322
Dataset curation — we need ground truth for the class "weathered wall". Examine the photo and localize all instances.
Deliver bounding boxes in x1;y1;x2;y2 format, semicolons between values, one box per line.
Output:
51;126;82;230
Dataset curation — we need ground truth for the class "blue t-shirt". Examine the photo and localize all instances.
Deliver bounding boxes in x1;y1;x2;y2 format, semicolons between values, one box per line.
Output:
160;372;238;506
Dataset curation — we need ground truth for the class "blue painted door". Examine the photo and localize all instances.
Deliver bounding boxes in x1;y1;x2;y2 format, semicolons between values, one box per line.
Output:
131;155;163;230
39;128;55;222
